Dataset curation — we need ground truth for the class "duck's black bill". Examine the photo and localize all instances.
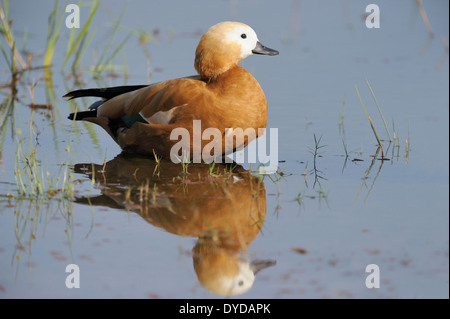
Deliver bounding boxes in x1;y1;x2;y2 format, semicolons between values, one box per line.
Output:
252;41;279;56
250;259;277;274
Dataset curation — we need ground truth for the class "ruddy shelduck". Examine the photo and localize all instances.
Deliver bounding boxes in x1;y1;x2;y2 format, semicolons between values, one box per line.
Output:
65;21;279;161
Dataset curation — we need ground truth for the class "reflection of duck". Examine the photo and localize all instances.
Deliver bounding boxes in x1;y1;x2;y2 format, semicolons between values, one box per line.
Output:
193;239;275;297
65;21;278;160
73;153;275;297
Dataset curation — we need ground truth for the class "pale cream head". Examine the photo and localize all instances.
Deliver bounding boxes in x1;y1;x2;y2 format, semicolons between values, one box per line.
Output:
194;21;278;79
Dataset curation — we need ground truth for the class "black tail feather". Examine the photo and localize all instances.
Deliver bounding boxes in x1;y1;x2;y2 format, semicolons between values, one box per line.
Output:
63;85;149;100
66;85;149;121
68;110;97;121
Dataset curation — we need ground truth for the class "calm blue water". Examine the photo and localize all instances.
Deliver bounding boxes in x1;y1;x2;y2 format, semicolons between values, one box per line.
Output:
0;0;448;298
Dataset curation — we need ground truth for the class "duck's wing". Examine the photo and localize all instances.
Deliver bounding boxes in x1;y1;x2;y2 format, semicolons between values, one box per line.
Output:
96;75;205;125
66;75;205;124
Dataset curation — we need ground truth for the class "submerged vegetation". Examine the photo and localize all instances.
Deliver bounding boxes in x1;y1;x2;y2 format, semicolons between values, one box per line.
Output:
0;0;154;270
14;121;74;200
0;0;141;202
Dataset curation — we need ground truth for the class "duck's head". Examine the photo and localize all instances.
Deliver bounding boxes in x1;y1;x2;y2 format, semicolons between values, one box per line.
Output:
195;21;279;80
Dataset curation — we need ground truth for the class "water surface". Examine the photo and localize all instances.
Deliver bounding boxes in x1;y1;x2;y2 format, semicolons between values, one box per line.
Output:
0;0;448;298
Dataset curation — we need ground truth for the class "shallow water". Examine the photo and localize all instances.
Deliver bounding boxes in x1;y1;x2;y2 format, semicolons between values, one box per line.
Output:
0;0;448;299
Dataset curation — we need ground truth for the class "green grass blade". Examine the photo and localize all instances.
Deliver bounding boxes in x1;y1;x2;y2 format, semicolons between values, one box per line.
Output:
65;25;77;64
101;32;131;68
71;28;96;71
62;0;99;70
0;1;26;69
2;0;9;19
355;85;382;145
44;0;65;67
22;26;27;52
0;40;12;69
94;3;127;73
365;78;391;141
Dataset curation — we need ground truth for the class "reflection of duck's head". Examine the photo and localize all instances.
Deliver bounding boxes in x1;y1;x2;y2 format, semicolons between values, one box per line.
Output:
73;153;274;297
193;238;275;297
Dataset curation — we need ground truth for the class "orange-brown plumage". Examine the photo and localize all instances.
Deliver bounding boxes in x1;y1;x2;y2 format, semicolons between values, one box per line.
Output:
65;21;278;160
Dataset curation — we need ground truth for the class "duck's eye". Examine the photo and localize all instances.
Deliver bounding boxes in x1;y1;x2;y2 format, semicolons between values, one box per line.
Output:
241;33;247;39
238;280;244;286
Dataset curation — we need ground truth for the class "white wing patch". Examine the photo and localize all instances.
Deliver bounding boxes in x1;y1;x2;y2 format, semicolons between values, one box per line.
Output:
144;105;184;125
